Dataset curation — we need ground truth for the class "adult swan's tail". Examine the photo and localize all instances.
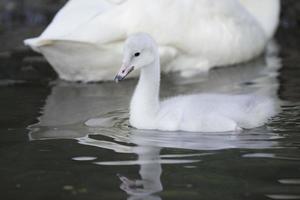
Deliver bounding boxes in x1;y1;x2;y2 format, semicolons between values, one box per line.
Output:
238;0;280;39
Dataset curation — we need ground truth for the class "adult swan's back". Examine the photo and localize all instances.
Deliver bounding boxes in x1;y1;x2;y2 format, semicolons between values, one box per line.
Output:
25;0;280;82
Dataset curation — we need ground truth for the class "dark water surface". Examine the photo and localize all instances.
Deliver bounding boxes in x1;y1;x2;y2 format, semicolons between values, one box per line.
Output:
1;41;300;200
1;2;300;200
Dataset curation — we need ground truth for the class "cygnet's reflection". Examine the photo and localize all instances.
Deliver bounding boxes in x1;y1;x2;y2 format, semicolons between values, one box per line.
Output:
118;147;163;200
28;42;282;199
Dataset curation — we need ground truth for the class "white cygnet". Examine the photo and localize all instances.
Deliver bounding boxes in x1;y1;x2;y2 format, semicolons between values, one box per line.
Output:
115;33;278;132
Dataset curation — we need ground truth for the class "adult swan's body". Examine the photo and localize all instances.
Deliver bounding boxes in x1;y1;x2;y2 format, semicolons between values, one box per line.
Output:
25;0;280;82
115;33;279;132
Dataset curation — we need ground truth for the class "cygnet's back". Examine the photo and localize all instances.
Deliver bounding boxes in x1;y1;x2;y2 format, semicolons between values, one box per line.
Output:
156;94;278;132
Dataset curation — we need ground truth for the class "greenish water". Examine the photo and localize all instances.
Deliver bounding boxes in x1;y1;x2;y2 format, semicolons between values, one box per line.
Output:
0;1;300;198
0;40;300;200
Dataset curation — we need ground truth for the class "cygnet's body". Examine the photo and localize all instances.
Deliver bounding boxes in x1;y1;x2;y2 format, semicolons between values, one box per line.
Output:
115;33;278;132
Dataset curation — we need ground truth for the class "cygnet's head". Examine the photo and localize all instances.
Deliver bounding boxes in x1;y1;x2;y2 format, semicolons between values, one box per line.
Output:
114;33;157;82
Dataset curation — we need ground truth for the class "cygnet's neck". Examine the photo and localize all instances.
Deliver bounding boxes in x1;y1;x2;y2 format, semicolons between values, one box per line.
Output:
130;55;160;127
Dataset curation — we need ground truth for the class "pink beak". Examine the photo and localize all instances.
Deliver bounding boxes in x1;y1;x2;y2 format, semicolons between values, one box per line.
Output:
114;64;134;83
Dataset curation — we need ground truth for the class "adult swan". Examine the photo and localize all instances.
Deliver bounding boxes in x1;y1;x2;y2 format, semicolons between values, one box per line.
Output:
25;0;280;82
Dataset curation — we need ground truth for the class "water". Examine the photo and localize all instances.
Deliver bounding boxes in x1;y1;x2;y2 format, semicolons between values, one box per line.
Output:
1;37;300;200
1;1;300;197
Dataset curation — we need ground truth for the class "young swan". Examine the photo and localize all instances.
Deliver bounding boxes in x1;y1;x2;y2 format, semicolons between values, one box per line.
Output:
115;33;278;132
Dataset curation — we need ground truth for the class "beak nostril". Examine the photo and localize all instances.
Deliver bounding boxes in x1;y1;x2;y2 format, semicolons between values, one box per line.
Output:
115;65;134;81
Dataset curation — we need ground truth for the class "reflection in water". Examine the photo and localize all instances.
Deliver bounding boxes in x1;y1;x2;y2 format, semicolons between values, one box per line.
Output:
118;147;163;200
266;194;300;200
28;42;283;199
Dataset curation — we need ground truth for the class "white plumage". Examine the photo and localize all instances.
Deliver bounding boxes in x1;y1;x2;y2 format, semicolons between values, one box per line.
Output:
115;33;278;132
24;0;280;82
156;94;277;132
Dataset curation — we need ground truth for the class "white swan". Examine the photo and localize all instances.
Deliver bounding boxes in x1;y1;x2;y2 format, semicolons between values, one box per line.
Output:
24;0;280;82
115;33;278;132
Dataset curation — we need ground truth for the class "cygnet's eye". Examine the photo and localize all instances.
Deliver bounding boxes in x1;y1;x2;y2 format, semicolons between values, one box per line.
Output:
134;52;140;57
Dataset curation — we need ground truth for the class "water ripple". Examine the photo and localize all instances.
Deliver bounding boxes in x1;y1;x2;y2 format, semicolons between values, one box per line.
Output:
266;194;300;200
